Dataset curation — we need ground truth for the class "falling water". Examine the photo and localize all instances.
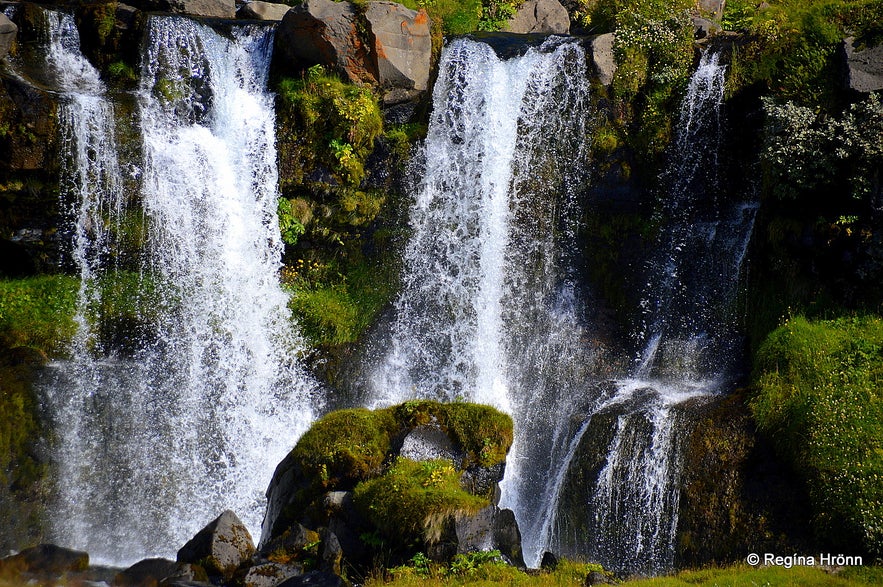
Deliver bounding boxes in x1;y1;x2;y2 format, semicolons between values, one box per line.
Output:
546;51;757;575
43;15;317;564
364;37;595;566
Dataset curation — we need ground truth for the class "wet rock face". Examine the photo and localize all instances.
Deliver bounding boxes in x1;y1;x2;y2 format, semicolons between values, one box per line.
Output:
676;392;815;567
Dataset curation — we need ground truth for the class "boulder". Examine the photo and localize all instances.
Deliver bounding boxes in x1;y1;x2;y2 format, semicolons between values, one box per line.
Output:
238;1;291;21
275;0;375;84
453;505;525;567
243;562;303;587
130;0;235;18
505;0;570;35
0;13;17;61
115;558;181;586
262;401;514;571
0;544;88;574
697;0;725;19
842;37;883;93
364;2;431;93
177;510;256;579
277;571;346;587
590;33;616;86
692;16;721;40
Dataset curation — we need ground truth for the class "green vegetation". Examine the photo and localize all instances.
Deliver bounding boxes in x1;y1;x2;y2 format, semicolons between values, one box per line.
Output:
283;254;396;346
274;66;400;346
277;65;382;194
368;559;883;586
276;401;513;541
723;0;883;107
375;552;609;586
0;275;78;355
355;457;488;545
762;93;883;207
752;315;883;557
621;564;883;586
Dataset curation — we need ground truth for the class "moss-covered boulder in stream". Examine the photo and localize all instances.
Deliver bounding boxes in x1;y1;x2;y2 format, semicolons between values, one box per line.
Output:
260;400;518;569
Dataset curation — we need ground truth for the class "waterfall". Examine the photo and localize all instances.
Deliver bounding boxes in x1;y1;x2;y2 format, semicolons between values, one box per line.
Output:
364;36;594;567
547;51;757;575
42;14;317;564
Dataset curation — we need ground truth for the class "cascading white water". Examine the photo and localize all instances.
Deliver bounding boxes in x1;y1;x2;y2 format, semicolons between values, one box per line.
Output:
365;36;594;567
546;51;757;575
43;14;317;564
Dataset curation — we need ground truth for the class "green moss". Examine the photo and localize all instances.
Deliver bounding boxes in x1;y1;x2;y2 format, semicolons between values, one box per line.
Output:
291;407;398;491
285;254;397;347
752;315;883;557
355;458;488;546
0;275;78;355
277;67;382;190
392;400;514;468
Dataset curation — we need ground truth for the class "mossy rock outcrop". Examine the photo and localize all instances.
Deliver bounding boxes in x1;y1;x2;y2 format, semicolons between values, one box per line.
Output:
676;391;814;567
261;400;516;568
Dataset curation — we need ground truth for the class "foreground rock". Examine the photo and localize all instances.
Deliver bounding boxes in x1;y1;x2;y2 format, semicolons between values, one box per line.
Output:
0;544;88;575
177;510;256;580
262;400;518;571
590;33;616;86
129;0;236;18
238;1;291;21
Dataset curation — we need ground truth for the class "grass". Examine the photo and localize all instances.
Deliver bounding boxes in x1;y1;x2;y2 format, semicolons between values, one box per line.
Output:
367;560;883;586
752;315;883;558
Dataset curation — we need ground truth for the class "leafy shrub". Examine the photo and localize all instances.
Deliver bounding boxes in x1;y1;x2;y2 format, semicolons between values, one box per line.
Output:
762;93;883;206
752;315;883;557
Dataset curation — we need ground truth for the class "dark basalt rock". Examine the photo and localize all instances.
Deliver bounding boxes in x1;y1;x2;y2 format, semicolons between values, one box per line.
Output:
115;558;189;586
0;544;89;575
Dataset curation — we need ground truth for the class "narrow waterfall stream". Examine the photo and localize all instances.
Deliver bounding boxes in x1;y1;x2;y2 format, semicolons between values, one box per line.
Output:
40;14;317;564
548;52;757;575
364;37;595;567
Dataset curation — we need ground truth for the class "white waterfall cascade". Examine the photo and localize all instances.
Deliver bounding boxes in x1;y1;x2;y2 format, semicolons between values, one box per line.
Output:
44;14;317;564
365;36;594;567
540;51;758;575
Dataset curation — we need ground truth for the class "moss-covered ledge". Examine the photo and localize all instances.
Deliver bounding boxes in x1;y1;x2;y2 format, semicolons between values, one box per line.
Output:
260;400;514;563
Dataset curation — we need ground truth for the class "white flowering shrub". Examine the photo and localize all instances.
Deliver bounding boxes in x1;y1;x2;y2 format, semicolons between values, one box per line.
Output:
763;93;883;208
